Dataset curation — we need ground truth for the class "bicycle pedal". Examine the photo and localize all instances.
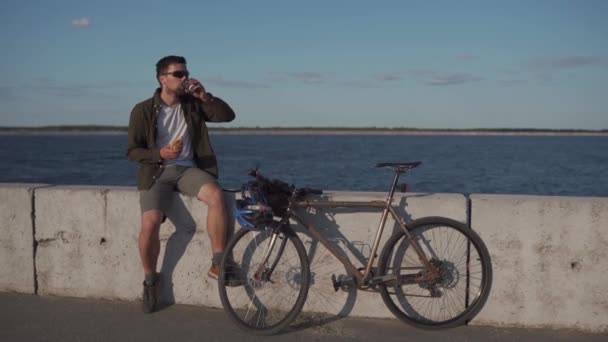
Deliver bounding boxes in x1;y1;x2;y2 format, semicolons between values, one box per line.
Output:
331;274;340;291
331;274;354;292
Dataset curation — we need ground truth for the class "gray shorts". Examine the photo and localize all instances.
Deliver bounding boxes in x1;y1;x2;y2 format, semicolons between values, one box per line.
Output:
139;165;217;213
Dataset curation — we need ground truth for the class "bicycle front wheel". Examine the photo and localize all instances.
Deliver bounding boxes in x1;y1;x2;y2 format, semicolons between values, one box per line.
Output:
378;216;492;329
218;226;310;335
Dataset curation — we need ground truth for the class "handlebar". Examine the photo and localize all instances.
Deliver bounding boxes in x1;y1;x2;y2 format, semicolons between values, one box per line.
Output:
296;187;323;196
248;168;271;184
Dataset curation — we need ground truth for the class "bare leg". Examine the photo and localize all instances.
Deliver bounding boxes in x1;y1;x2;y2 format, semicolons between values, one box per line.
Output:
139;210;163;276
196;183;227;254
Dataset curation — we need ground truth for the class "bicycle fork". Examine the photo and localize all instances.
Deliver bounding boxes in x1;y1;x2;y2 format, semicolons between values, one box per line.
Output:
253;222;289;282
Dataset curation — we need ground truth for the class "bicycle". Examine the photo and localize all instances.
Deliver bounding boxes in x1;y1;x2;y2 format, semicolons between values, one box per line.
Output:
218;162;492;335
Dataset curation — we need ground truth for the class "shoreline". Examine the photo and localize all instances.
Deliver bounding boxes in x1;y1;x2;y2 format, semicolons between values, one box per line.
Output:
210;129;608;137
0;129;607;136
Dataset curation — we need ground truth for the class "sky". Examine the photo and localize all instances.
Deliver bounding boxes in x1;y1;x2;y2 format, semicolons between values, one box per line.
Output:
0;0;607;129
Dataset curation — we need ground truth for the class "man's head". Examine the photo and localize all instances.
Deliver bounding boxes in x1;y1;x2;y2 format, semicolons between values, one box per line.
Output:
156;55;189;93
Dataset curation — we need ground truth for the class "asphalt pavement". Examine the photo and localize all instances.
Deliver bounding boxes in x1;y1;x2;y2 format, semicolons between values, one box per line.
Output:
1;292;605;342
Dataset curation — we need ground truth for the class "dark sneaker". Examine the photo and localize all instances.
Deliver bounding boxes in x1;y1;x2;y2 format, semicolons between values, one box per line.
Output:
208;261;244;287
142;275;161;314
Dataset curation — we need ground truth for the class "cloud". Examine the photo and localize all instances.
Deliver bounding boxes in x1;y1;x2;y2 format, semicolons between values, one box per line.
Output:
0;85;19;101
534;72;554;84
497;79;529;86
71;18;91;28
410;70;483;86
268;72;329;85
528;56;608;70
207;76;270;89
266;71;407;88
0;79;149;99
374;72;403;82
339;80;368;87
456;54;479;61
336;80;377;88
495;55;608;85
499;68;522;75
288;72;326;84
2;77;272;100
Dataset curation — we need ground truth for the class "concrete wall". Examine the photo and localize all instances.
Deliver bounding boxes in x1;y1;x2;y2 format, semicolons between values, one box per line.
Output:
1;184;607;332
471;195;608;332
0;184;44;293
33;186;231;309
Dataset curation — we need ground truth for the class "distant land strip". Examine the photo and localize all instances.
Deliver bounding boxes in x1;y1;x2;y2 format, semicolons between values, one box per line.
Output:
0;126;607;136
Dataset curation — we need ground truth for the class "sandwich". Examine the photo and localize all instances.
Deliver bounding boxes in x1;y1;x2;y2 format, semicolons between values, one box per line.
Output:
170;137;184;152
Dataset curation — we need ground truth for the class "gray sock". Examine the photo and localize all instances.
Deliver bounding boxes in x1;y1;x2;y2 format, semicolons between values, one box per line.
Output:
144;273;156;286
212;253;224;266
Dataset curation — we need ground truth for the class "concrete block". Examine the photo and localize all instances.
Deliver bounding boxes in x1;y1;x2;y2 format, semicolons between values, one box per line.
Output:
471;195;608;332
36;186;111;298
35;185;234;308
0;184;44;293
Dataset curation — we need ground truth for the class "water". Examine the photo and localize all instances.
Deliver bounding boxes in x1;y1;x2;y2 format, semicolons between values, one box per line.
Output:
1;134;607;196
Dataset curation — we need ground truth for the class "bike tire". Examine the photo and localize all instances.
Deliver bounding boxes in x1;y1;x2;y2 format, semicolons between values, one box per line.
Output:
378;216;492;329
218;226;310;335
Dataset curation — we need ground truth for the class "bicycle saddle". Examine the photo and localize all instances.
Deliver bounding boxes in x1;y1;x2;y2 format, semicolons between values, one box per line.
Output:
376;161;422;172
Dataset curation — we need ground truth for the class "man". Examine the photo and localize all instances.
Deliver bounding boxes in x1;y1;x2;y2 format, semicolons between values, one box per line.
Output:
127;55;235;313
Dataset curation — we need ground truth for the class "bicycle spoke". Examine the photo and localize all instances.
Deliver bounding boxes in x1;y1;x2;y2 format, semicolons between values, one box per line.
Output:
301;241;358;321
219;227;310;333
380;220;491;327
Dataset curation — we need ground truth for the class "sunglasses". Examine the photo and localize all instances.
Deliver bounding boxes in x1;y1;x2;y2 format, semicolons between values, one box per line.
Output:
163;70;190;78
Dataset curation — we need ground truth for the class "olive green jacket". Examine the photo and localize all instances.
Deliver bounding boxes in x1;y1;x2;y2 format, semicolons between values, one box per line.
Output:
127;88;235;190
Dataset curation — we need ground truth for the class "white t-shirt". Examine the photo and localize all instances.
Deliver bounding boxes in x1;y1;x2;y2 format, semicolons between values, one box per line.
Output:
156;103;194;167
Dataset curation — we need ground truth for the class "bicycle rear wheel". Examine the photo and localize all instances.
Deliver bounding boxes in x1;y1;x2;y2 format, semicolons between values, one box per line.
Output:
378;216;492;329
218;225;310;335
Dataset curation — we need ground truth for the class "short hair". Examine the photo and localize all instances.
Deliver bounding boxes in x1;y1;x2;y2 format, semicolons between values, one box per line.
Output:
155;55;187;79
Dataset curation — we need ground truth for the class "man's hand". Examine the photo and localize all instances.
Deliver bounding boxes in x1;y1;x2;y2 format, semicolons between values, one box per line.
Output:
160;146;179;160
187;78;211;101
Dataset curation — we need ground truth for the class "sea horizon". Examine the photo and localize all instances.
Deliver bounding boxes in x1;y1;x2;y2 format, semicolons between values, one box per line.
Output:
1;126;607;137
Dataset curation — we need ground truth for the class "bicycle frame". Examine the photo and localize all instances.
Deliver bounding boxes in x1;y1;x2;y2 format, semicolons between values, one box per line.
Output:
285;170;435;286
